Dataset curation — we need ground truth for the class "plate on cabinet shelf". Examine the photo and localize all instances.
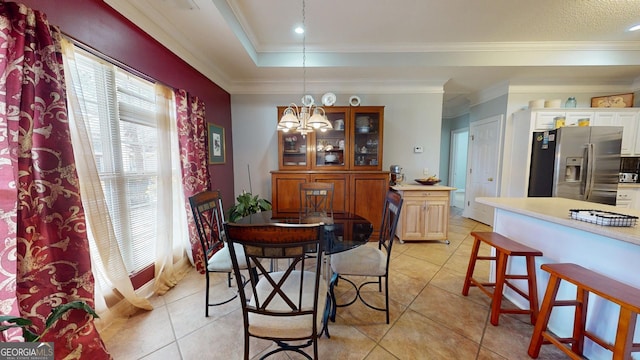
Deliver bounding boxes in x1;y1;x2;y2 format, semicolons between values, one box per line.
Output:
284;162;296;166
301;95;314;106
322;92;336;106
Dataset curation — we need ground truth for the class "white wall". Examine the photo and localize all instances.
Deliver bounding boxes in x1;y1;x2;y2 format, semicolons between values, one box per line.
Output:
230;92;444;202
229;94;283;202
367;93;444;181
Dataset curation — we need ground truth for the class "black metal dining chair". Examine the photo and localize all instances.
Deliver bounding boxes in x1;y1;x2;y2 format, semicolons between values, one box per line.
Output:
189;190;256;317
328;190;403;324
299;182;334;224
224;222;326;360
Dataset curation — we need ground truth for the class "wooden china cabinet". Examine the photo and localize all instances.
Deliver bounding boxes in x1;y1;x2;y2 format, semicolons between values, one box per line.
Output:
271;105;389;237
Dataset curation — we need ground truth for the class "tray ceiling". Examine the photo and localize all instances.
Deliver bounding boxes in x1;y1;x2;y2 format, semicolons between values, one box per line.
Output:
105;0;640;106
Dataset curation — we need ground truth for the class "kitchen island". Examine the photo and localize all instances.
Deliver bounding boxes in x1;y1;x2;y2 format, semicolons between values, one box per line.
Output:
391;184;456;243
476;197;640;360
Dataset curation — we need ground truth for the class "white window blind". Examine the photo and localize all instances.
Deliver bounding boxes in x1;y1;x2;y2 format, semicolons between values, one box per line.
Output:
69;50;158;275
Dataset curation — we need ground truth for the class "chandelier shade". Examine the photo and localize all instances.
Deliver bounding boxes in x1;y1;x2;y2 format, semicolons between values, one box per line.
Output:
308;107;332;129
277;106;301;132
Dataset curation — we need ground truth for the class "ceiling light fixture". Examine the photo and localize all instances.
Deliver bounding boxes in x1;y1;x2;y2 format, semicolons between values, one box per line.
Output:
629;24;640;32
278;0;332;135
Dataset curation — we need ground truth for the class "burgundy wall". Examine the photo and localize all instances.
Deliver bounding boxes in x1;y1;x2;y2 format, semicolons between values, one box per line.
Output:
19;0;235;201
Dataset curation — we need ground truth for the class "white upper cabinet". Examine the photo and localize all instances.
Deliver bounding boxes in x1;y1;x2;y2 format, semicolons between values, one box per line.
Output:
565;111;595;127
533;110;595;130
534;111;565;130
592;110;638;155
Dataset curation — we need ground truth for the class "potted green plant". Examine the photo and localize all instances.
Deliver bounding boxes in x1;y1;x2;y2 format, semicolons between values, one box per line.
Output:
228;191;272;222
0;300;98;342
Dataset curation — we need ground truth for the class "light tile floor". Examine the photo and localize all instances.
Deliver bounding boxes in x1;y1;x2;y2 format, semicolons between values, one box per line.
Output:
102;209;568;359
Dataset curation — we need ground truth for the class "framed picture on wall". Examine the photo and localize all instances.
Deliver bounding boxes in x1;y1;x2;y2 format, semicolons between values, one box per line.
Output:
208;124;225;164
590;93;634;108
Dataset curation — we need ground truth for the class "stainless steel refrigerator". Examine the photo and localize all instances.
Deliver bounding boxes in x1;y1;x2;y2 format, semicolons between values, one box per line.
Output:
528;126;622;205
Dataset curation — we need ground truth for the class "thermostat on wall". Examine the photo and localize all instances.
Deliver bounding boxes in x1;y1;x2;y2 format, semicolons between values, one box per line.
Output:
414;146;424;153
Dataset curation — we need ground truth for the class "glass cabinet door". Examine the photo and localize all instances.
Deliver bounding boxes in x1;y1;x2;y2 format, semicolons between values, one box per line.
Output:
352;107;383;170
278;106;310;169
313;108;348;169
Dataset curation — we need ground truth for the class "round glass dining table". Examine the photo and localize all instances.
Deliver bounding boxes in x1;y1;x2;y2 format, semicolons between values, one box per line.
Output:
234;210;374;255
234;210;374;338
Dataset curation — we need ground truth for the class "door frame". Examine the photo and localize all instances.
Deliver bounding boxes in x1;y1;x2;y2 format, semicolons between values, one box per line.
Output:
449;127;469;209
462;114;504;225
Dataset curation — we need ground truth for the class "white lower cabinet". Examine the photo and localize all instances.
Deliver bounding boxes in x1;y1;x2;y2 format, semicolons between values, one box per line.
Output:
616;187;640;210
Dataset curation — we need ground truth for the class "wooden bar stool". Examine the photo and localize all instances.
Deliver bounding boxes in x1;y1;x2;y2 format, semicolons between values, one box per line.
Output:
462;231;543;326
528;263;640;360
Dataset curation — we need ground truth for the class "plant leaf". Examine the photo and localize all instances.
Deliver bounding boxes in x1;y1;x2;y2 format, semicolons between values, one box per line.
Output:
22;329;38;342
229;192;271;222
0;315;32;327
0;316;34;340
45;300;99;329
257;198;272;211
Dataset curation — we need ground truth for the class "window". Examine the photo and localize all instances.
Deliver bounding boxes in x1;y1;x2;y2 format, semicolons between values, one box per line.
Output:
69;50;158;276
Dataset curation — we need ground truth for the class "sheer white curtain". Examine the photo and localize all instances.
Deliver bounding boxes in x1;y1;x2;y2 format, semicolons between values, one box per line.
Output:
61;38;191;329
153;83;192;295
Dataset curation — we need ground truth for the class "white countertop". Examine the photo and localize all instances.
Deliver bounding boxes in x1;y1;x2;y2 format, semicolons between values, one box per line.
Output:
476;197;640;246
392;184;456;191
618;183;640;189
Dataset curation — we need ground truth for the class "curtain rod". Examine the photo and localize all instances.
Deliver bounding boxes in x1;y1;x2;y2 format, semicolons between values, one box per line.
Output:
63;33;160;85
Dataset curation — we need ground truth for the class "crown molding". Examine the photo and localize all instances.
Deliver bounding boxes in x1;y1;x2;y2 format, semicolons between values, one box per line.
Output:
230;79;445;95
104;0;233;92
508;83;636;94
264;41;640;54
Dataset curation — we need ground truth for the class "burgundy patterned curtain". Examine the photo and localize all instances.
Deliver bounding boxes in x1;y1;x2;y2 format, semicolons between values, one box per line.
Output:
175;89;210;273
0;3;109;358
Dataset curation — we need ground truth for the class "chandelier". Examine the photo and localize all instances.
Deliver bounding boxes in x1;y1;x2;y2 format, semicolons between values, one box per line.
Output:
277;0;332;135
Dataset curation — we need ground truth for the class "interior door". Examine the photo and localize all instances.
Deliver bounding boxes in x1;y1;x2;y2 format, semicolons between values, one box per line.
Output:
463;115;504;226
